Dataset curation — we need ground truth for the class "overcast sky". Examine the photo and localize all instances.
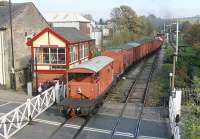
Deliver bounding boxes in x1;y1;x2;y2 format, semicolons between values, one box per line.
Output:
12;0;200;20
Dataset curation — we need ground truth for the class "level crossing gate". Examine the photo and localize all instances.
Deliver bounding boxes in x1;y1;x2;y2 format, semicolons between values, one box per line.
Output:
169;90;182;139
0;82;65;139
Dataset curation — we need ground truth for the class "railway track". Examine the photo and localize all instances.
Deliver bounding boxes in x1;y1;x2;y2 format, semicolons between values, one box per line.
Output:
107;53;159;139
47;52;159;139
169;33;176;48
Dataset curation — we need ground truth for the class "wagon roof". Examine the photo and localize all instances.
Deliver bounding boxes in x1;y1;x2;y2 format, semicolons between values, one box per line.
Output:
105;41;141;51
68;56;113;73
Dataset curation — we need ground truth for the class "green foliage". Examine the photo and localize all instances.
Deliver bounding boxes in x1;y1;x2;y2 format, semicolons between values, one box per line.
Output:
183;105;200;139
138;16;153;37
177;28;200;138
110;5;154;46
175;46;200;87
193;71;200;88
111;29;135;45
147;48;172;106
111;5;139;32
177;47;197;68
180;21;192;34
163;46;174;64
184;23;200;47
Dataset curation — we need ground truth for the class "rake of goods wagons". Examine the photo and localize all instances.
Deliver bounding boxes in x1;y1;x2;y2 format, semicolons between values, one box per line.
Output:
59;36;164;116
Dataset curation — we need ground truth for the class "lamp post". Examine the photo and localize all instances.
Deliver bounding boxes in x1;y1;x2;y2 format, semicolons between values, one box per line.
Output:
9;0;16;90
171;20;179;92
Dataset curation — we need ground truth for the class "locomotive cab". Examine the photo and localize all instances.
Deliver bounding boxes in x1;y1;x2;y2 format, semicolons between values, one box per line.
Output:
67;56;114;100
68;72;98;100
60;56;114;116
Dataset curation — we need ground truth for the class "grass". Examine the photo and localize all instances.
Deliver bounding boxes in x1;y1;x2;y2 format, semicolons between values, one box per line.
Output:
146;45;172;106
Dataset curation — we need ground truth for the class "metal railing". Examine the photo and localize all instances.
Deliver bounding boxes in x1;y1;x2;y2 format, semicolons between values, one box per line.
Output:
169;96;181;139
0;82;65;139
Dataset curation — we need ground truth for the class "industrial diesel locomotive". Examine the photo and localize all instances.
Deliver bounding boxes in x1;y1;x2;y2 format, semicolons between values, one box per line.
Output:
59;36;164;116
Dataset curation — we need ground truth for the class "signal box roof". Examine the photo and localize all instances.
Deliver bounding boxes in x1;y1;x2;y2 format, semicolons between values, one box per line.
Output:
68;56;113;73
53;27;91;42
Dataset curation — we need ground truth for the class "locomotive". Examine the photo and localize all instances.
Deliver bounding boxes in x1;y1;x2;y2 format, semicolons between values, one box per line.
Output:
59;37;164;116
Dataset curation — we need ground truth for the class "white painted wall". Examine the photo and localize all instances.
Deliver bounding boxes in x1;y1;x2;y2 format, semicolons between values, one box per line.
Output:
0;31;6;85
175;90;182;116
90;31;102;46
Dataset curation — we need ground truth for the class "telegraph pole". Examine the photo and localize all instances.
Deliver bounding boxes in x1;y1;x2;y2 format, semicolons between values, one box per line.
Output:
175;20;179;61
171;20;179;91
9;0;16;90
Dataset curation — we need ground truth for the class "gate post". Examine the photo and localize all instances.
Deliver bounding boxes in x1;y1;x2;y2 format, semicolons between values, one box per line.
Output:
63;84;66;99
175;90;182;116
3;117;8;138
27;99;32;124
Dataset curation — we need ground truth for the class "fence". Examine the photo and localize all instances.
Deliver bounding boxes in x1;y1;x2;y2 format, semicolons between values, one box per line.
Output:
179;88;200;104
0;82;65;139
169;90;182;139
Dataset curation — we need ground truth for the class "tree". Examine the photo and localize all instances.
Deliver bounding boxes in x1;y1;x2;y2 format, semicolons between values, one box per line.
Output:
108;5;156;46
184;23;200;47
110;5;139;33
138;16;153;36
147;14;166;31
180;21;192;34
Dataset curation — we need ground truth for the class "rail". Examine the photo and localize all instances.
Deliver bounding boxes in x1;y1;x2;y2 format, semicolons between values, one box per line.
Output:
134;54;158;139
0;82;65;139
109;54;158;139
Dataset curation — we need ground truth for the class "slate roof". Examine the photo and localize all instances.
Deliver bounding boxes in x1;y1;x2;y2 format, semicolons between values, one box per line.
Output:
43;13;90;23
0;2;33;26
69;56;113;73
53;27;92;42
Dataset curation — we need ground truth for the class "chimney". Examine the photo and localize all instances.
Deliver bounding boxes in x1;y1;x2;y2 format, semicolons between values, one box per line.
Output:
0;0;9;7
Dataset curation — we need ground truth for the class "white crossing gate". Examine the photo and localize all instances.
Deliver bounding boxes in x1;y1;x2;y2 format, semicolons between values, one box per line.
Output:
169;90;182;139
0;82;65;139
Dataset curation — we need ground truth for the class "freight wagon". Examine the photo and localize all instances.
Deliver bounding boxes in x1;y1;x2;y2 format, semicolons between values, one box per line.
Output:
59;37;164;116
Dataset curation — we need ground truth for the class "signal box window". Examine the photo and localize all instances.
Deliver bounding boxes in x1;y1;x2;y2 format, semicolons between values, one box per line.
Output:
35;47;66;65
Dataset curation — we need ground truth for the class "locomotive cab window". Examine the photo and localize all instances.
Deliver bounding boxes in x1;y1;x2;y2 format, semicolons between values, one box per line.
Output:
68;73;93;81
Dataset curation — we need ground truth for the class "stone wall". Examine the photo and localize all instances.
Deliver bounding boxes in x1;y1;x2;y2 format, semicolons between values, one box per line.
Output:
3;3;49;90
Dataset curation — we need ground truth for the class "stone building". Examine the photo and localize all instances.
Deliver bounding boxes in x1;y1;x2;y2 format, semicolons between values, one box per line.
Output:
44;13;92;35
0;1;49;90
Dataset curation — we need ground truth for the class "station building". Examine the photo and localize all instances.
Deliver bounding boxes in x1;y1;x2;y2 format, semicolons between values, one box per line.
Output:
27;27;95;89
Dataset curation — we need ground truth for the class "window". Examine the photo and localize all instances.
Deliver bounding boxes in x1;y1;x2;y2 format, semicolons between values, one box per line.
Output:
50;48;57;64
70;45;78;63
80;44;84;59
79;43;89;60
84;44;89;58
58;48;65;64
35;47;66;64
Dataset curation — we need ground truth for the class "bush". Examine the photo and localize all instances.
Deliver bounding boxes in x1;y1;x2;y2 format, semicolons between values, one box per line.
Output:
183;105;200;139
